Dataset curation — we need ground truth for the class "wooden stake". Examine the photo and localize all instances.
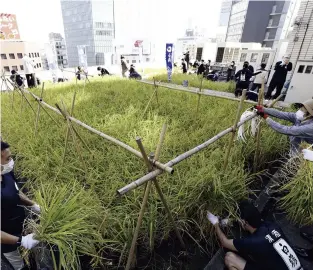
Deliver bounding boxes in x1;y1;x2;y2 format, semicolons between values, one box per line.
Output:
34;82;45;135
63;91;77;164
223;89;247;170
126;125;170;270
153;77;159;106
27;88;61;127
253;80;265;172
196;76;204;113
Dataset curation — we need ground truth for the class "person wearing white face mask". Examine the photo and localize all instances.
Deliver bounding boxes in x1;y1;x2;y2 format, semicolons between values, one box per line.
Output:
1;141;40;270
254;99;313;154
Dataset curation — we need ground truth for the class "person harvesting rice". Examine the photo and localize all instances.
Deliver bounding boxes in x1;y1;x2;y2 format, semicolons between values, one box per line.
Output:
254;98;313;154
1;141;40;269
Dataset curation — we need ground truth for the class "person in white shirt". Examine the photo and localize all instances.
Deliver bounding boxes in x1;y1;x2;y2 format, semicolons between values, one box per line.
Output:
251;63;268;92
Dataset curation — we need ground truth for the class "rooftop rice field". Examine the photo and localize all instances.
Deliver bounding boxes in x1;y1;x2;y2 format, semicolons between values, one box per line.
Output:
1;77;289;269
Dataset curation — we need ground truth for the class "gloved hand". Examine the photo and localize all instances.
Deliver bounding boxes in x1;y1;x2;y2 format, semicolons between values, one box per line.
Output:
254;105;268;119
21;233;39;249
302;149;313;162
29;203;41;214
207;211;219;225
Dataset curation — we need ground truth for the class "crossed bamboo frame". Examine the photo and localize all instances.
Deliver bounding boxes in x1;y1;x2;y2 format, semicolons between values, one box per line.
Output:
5;77;283;269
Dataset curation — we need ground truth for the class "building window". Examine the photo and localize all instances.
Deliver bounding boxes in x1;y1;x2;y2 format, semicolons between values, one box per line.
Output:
4;66;10;72
250;53;258;63
297;65;305;73
240;53;247;62
1;54;7;59
20;65;24;70
261;53;270;64
305;65;312;74
132;60;136;63
95;30;112;36
12;66;18;71
36;63;39;68
126;60;130;64
17;53;23;59
29;53;31;57
146;58;150;62
9;53;15;59
32;53;34;57
39;63;41;67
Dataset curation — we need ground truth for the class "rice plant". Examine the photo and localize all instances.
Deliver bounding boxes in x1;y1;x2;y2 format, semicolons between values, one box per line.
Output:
279;154;313;226
1;77;288;267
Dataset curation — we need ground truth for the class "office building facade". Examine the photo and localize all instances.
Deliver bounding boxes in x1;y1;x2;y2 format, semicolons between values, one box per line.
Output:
49;32;69;68
60;0;115;68
221;0;297;48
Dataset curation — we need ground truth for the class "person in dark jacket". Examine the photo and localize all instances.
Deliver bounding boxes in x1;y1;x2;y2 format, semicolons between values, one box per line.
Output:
181;59;187;74
10;70;24;87
234;63;257;97
227;61;235;81
207;200;302;270
129;64;142;80
197;60;205;75
1;141;41;269
121;56;128;77
97;66;110;76
244;61;254;73
265;57;292;100
184;51;190;68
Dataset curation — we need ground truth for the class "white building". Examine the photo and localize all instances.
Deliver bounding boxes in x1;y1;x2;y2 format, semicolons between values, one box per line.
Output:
284;0;313;103
48;32;68;68
113;39;155;67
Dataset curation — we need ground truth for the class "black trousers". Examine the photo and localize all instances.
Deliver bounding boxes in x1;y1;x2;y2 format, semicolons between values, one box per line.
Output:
251;83;261;92
265;79;284;99
25;74;35;88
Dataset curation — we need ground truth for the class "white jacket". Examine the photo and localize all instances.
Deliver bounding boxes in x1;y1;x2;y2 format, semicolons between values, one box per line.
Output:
253;69;268;84
23;55;35;74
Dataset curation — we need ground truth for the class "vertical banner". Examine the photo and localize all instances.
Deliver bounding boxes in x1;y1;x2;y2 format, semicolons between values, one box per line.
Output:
77;45;88;74
45;43;58;82
165;43;173;82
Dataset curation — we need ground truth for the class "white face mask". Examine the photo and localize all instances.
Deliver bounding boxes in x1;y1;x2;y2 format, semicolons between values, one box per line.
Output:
1;159;14;175
295;110;305;121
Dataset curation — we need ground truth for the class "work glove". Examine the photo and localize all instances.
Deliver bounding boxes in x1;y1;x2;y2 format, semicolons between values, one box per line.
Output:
254;105;269;119
29;203;41;214
207;211;219;225
21;233;39;249
302;149;313;162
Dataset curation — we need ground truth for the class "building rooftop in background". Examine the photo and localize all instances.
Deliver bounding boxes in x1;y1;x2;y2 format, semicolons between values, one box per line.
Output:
0;13;20;40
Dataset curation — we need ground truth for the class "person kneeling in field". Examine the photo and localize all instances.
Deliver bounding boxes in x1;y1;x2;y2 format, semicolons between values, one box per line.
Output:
1;141;40;270
207;201;303;270
254;98;313;154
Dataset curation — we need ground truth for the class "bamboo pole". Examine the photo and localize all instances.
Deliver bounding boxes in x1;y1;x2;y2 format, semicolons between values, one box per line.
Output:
142;87;158;118
28;91;61;127
63;91;77;164
223;89;247;170
196;76;204;113
153;77;159;106
253;80;265;173
117;112;257;195
34;82;45;135
126;127;166;270
60;101;88;171
24;88;174;174
56;101;92;154
138;80;289;109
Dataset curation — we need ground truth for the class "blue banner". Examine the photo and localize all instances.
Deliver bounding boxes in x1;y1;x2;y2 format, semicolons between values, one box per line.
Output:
165;43;173;82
